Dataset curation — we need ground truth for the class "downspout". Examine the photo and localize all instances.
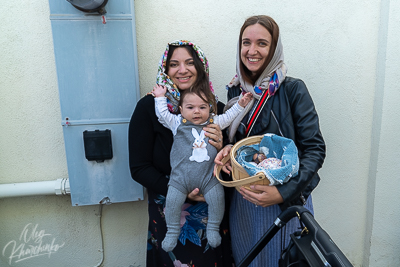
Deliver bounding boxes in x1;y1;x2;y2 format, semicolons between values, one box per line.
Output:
0;178;70;198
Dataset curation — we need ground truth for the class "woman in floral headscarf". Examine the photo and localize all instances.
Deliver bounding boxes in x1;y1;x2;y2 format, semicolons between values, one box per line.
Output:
129;41;233;267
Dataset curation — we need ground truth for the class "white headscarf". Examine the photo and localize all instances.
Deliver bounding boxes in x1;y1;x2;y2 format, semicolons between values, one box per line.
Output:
225;34;287;142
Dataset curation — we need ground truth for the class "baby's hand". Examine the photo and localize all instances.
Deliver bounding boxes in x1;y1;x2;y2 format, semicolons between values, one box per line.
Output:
152;84;167;97
238;92;253;107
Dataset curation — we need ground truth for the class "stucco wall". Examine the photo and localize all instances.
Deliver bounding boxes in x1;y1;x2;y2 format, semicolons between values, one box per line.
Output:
0;0;399;266
0;2;147;267
368;0;400;265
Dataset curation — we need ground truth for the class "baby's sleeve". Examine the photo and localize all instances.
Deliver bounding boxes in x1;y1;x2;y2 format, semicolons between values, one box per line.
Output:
214;102;244;129
154;97;180;134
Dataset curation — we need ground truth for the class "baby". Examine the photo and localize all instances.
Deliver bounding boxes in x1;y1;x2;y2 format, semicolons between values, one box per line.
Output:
152;84;252;252
252;152;282;169
235;133;299;186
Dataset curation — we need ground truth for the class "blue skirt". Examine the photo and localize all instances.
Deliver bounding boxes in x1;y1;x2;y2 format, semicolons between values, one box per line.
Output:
230;190;314;267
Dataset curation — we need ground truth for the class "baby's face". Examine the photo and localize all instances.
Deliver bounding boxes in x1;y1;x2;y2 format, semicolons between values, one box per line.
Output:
253;153;267;164
179;92;210;125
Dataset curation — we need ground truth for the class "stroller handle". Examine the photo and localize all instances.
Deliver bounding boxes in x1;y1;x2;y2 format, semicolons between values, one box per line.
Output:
277;205;311;222
237;206;304;267
237;206;353;267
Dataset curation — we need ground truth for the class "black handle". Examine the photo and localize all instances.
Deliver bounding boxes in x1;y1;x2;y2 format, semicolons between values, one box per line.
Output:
237;206;306;267
237;206;352;267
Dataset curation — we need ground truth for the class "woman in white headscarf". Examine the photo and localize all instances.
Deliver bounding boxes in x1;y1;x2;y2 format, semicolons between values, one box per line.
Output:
215;15;326;266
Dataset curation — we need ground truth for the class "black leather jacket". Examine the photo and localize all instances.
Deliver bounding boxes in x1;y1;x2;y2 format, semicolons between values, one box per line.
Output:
228;76;326;210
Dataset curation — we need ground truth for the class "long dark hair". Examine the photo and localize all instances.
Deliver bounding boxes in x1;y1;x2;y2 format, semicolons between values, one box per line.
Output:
167;45;217;113
239;15;280;85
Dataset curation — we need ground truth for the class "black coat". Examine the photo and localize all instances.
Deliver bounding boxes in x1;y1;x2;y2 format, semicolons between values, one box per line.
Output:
228;76;326;210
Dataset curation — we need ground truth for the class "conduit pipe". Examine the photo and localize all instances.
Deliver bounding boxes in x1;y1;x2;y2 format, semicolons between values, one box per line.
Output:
0;178;70;198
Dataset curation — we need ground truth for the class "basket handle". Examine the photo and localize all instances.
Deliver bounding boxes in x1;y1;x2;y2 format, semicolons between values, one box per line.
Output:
215;154;267;188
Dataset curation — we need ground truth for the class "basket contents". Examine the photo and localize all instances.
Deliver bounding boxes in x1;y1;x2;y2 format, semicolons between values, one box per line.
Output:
253;154;282;169
235;134;299;186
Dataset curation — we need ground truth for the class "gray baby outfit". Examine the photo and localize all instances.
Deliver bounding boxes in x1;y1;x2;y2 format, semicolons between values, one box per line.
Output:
154;96;243;252
169;117;220;196
164;117;225;251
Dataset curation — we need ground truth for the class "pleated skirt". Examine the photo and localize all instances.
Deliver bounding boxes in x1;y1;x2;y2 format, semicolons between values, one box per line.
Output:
230;190;314;267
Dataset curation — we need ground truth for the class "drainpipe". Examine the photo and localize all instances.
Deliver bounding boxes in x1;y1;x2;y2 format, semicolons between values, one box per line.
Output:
0;178;70;198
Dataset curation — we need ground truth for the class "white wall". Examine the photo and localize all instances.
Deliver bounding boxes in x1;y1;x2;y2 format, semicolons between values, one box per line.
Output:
368;0;400;265
0;2;148;267
0;0;399;266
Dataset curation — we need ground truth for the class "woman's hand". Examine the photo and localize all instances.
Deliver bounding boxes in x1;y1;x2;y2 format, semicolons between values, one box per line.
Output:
203;124;223;151
213;145;233;175
187;188;205;202
239;185;283;208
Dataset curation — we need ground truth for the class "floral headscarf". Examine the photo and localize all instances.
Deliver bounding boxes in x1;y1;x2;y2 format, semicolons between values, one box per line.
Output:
156;40;216;113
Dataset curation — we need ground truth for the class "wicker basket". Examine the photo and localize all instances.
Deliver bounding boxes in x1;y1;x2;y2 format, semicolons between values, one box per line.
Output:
216;135;270;193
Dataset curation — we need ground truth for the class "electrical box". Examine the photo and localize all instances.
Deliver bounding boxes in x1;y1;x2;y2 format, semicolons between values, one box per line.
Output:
83;129;113;162
48;0;143;206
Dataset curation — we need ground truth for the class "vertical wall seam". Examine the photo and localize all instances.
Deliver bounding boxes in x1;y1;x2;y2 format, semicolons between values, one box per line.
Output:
363;0;390;265
131;0;141;103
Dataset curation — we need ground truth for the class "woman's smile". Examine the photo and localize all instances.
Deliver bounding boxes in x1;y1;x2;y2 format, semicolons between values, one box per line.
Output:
176;76;191;82
241;23;272;75
167;47;198;91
